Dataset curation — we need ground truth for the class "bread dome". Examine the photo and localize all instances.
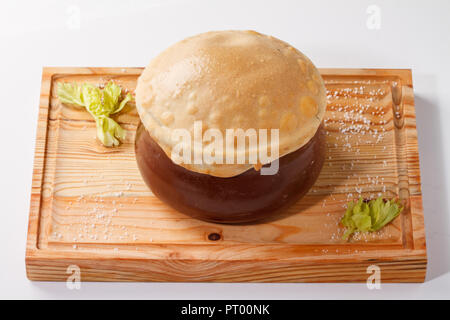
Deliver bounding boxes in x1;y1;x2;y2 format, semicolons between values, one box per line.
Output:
135;30;326;177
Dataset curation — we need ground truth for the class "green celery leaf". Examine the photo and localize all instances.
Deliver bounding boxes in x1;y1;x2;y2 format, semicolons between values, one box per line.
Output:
342;227;355;241
369;197;383;225
103;82;122;114
372;200;403;230
81;84;104;117
57;81;131;147
113;93;133;114
95;116;126;147
57;82;84;106
352;214;372;232
353;198;370;216
341;197;403;241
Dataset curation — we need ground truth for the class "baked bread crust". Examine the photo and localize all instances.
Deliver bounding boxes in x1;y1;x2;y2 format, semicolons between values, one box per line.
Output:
135;30;326;177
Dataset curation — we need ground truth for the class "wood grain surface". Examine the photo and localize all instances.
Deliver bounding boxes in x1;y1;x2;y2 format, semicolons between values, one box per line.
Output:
26;67;427;282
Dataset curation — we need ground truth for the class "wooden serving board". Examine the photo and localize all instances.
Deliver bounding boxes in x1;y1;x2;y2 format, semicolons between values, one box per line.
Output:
26;67;426;282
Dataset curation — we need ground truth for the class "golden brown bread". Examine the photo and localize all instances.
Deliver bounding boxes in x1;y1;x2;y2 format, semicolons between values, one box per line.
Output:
135;30;326;177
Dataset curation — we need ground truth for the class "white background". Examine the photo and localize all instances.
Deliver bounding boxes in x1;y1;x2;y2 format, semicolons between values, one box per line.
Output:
1;0;449;299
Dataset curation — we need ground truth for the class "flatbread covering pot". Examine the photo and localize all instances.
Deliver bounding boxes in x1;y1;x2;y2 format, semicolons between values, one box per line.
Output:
135;30;326;224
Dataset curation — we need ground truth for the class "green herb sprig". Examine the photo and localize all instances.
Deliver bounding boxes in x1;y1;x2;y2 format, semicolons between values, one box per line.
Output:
57;81;132;147
341;197;403;240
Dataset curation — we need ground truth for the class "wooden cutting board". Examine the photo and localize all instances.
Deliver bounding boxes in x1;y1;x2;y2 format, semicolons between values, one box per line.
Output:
26;67;426;282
